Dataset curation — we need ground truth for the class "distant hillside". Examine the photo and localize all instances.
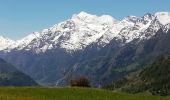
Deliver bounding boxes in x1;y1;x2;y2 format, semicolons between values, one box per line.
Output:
0;58;37;86
105;55;170;96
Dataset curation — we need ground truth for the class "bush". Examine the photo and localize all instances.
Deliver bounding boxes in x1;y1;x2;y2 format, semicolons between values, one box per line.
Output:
70;76;90;87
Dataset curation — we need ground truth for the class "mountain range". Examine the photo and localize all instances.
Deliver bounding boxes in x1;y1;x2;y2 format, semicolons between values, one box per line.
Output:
0;11;170;86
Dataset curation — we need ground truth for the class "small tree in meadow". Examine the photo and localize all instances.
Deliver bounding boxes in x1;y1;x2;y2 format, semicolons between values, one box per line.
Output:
70;76;90;87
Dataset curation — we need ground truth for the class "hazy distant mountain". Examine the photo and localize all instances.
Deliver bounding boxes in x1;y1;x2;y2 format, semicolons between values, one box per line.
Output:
0;12;170;86
0;58;37;86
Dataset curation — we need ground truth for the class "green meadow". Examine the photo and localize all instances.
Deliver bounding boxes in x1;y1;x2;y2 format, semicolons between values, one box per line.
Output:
0;87;169;100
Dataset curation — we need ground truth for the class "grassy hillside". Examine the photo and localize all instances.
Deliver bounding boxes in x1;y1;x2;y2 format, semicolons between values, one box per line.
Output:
0;87;169;100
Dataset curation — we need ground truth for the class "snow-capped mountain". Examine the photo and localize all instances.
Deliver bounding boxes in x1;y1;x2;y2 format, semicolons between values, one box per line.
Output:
0;36;14;50
1;11;170;53
1;11;170;86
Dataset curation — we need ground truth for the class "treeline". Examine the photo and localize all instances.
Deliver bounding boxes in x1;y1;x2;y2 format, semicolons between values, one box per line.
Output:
104;55;170;96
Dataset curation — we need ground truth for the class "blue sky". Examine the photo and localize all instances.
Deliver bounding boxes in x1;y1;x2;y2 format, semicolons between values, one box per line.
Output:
0;0;170;40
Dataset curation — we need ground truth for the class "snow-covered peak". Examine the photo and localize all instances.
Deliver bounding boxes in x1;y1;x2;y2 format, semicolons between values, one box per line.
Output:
155;12;170;25
76;11;96;18
0;36;14;50
72;11;97;22
72;12;118;25
8;12;119;53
